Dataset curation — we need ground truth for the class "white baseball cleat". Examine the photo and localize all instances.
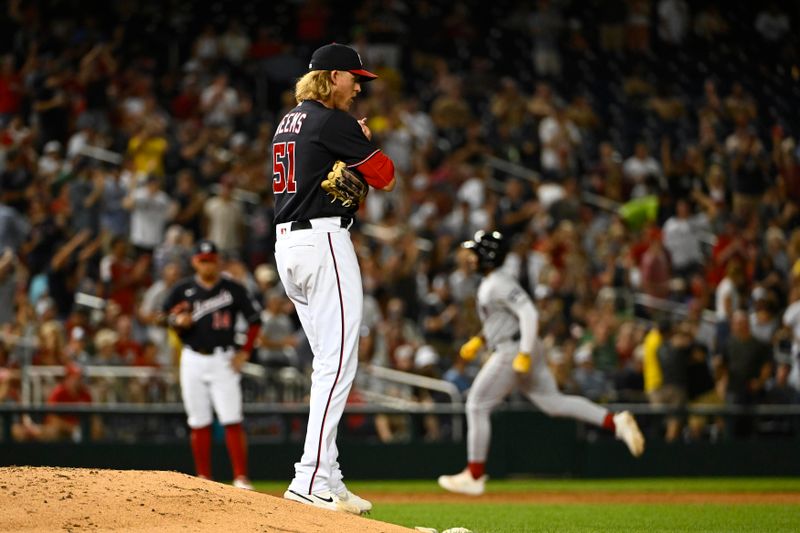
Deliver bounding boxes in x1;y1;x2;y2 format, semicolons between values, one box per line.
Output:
336;489;372;513
283;489;362;514
437;470;487;496
233;476;254;490
614;410;645;457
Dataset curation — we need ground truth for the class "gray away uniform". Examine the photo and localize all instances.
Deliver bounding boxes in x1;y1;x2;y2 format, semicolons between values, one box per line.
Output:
467;270;609;463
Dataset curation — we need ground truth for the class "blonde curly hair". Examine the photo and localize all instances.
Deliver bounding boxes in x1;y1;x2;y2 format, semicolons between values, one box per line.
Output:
294;70;333;104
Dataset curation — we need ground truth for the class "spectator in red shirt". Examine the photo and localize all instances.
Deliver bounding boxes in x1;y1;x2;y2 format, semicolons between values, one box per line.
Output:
0;55;22;125
707;217;747;288
170;75;201;122
248;26;284;60
133;341;160;368
639;227;672;300
11;364;93;441
113;314;142;364
99;236;149;316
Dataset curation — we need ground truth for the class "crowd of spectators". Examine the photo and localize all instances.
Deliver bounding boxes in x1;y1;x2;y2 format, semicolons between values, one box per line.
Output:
1;0;799;444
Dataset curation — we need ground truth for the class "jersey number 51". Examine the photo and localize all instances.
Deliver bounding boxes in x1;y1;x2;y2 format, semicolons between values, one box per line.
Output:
273;141;296;194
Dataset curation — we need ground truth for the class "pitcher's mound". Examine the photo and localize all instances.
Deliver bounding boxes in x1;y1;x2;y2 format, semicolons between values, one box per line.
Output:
0;466;413;532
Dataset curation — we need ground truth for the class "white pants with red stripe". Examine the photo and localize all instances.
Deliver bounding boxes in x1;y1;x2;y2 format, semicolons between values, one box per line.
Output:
180;346;242;428
466;340;608;463
275;217;361;496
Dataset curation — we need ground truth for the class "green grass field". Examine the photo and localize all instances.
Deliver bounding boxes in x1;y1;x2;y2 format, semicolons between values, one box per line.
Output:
368;502;799;533
252;478;800;533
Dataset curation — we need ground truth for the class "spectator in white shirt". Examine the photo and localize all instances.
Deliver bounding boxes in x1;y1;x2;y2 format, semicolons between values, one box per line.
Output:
538;102;581;180
38;140;64;181
782;285;800;393
123;175;176;252
657;0;689;45
203;174;244;258
714;258;746;351
219;19;251;66
662;198;703;277
138;261;183;366
200;72;242;129
623;141;662;198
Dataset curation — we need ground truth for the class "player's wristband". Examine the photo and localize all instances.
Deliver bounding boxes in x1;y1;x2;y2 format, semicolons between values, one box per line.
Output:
460;336;484;361
512;352;531;374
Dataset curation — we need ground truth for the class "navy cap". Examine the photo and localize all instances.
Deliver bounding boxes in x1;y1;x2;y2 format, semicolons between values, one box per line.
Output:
193;239;219;259
308;43;377;81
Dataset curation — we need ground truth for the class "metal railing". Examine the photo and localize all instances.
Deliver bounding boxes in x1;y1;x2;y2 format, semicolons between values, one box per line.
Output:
20;363;270;406
484;155;540;182
22;365;173;406
362;364;464;440
633;293;718;324
2;401;800;417
9;362;466;441
16;363;463;426
2;399;799;444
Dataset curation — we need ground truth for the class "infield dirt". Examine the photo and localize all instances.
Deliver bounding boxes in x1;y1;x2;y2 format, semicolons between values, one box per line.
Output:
0;466;414;532
3;467;796;532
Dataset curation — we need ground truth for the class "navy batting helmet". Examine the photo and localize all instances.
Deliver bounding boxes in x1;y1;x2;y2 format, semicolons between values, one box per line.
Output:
462;230;509;271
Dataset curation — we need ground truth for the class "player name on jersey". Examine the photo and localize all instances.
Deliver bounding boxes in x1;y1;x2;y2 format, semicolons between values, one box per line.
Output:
275;112;307;135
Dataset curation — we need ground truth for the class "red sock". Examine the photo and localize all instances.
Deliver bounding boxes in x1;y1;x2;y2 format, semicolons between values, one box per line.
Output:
602;412;616;432
467;462;485;479
190;426;212;479
224;423;248;480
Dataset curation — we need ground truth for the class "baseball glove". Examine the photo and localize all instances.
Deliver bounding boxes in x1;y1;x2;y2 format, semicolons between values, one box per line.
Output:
321;160;368;208
167;301;193;329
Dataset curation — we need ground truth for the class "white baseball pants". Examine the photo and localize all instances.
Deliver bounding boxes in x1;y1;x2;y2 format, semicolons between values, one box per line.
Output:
275;217;361;495
180;346;242;428
466;340;608;463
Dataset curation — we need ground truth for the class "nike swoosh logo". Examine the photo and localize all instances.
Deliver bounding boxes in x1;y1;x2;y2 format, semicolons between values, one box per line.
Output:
288;490;313;503
289;489;334;504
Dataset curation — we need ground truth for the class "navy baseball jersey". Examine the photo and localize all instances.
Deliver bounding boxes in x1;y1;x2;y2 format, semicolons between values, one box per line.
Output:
162;276;261;352
272;100;379;224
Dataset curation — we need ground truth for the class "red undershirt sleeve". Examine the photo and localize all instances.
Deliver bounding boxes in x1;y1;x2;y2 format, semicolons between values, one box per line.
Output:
242;323;260;353
350;151;395;189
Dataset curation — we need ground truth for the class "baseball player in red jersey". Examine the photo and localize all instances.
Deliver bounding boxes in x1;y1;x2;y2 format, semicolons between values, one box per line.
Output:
161;240;262;490
272;43;395;514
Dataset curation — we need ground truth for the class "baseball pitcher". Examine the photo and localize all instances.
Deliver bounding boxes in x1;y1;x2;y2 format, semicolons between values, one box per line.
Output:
272;43;396;514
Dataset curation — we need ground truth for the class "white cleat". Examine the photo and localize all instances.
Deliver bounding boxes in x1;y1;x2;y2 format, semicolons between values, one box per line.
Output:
336;489;373;513
283;489;362;514
614;410;645;457
437;470;487;496
233;476;254;490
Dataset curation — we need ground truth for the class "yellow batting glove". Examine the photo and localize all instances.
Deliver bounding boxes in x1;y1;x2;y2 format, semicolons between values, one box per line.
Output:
460;336;484;361
512;352;531;374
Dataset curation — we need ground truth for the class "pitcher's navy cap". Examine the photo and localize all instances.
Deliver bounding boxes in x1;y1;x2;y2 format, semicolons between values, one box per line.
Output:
309;43;377;81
